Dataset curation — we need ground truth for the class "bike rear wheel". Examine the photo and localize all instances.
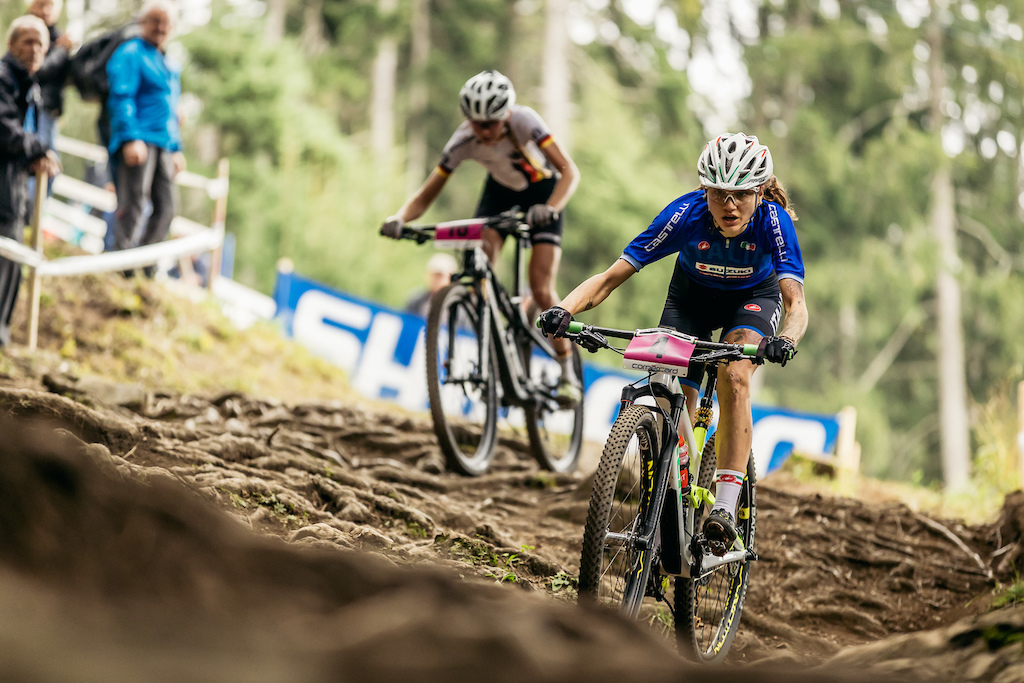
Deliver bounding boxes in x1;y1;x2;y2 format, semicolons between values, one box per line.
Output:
578;405;660;617
524;344;584;472
674;432;756;662
425;283;498;476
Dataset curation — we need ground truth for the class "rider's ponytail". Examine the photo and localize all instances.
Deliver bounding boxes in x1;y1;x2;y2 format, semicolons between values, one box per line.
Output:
762;176;797;221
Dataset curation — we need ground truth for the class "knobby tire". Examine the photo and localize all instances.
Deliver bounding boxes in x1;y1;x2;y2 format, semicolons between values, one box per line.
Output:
425;283;498;476
578;405;660;617
525;343;584;473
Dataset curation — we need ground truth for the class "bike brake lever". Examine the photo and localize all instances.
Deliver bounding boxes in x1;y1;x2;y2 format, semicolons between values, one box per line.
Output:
577;329;607;353
401;227;433;244
754;337;768;365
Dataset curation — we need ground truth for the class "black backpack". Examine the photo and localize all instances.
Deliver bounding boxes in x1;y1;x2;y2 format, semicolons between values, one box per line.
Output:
69;24;141;103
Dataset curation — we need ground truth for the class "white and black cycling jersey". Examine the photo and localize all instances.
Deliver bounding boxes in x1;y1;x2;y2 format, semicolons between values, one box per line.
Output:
437;105;557;192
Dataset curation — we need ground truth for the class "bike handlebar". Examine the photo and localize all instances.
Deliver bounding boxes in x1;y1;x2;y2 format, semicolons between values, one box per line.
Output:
538;319;764;363
398;209;528;243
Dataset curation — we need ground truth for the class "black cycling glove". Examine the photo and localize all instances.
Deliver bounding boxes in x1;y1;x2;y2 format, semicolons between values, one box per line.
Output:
538;306;573;338
759;336;797;366
526;204;558;228
380;216;404;239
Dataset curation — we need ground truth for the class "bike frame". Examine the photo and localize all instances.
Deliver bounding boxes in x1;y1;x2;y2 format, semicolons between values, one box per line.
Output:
573;323;759;580
452;224;559;410
622;374;754;580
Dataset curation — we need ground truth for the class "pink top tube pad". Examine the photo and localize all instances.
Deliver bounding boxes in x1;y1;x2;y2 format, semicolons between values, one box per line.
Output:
622;329;697;376
434;220;485;249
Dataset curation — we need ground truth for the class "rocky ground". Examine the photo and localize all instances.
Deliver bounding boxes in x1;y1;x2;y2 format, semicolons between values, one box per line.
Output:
1;275;1023;681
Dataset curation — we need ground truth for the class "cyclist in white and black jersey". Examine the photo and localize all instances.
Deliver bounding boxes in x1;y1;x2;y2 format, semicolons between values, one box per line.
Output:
381;70;582;403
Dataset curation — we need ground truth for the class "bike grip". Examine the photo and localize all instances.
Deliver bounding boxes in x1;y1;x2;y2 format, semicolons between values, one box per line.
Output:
742;343;760;357
567;321;584;334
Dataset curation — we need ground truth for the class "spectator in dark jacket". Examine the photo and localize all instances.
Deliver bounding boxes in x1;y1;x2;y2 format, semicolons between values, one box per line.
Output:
0;15;61;346
107;0;185;274
26;0;73;152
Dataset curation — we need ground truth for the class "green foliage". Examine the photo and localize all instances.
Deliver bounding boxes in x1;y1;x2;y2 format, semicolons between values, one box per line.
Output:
405;522;430;538
550;571;578;594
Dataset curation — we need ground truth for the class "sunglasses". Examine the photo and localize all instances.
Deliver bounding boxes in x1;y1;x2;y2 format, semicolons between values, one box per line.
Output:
705;188;759;205
471;120;503;130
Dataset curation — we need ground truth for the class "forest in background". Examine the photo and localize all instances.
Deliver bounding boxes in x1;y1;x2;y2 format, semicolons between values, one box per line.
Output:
5;0;1024;491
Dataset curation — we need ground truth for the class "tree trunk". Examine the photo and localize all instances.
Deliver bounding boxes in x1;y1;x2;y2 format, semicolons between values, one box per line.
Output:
300;0;328;56
406;0;431;194
928;0;971;489
264;0;288;46
542;0;571;146
371;0;399;171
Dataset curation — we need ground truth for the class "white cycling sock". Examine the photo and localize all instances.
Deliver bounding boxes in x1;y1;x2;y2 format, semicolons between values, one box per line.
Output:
711;469;745;518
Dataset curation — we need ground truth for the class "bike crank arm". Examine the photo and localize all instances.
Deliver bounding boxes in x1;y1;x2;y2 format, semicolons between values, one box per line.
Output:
697;548;759;577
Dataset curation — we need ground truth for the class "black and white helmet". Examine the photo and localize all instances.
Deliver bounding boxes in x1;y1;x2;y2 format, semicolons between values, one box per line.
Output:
459;70;516;121
697;133;774;190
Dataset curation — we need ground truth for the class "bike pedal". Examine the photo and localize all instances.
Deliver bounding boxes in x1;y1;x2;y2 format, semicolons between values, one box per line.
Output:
697;534;728;558
708;540;728;557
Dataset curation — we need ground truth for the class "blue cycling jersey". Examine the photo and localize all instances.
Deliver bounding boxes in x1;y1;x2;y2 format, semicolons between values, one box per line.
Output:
620;190;805;290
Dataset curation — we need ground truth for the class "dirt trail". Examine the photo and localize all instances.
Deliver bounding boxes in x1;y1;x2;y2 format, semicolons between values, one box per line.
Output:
1;373;1022;680
2;276;1023;681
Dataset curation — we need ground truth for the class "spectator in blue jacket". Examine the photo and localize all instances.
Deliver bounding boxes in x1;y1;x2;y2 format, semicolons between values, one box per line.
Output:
106;0;185;274
0;16;61;345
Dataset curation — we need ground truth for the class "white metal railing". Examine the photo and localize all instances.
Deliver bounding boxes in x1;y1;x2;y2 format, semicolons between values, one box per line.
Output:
11;136;245;348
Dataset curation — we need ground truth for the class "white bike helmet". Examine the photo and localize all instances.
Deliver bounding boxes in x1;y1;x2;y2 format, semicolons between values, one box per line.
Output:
459;70;516;121
697;133;774;190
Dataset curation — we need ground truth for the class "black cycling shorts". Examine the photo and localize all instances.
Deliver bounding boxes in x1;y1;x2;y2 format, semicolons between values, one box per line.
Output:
657;261;782;389
475;175;564;247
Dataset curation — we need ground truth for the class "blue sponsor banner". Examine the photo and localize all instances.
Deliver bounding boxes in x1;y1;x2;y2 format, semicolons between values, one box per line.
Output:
273;269;842;474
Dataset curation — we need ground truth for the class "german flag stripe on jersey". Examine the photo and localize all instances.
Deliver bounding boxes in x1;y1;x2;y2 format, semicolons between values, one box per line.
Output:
538;134;554;149
436;165;452;178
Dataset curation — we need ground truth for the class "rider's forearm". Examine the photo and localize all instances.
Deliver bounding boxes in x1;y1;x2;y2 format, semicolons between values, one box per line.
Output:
396;169;447;222
547;160;579;213
777;278;808;344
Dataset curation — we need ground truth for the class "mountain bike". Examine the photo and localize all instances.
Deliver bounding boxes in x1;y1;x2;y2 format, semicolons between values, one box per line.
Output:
560;321;761;662
395;210;584;476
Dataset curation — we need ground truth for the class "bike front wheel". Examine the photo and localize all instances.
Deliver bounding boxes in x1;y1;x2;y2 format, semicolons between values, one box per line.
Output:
425;283;498;476
578;405;660;617
674;432;756;662
524;342;584;472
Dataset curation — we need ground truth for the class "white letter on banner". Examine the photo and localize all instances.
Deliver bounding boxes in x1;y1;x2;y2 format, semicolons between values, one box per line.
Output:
751;416;828;475
293;290;370;374
352;312;425;409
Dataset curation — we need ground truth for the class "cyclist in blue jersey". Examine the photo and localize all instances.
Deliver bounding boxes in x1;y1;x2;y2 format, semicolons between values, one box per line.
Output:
539;133;808;553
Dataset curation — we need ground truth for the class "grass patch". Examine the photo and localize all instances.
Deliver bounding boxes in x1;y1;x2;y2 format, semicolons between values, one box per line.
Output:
10;273;364;405
405;522;430;538
433;534;523;582
550;571;578;595
991;581;1024;611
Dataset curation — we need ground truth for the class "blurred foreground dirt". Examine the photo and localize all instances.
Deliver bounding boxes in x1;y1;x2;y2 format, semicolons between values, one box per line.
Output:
2;275;1022;681
0;378;1022;682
